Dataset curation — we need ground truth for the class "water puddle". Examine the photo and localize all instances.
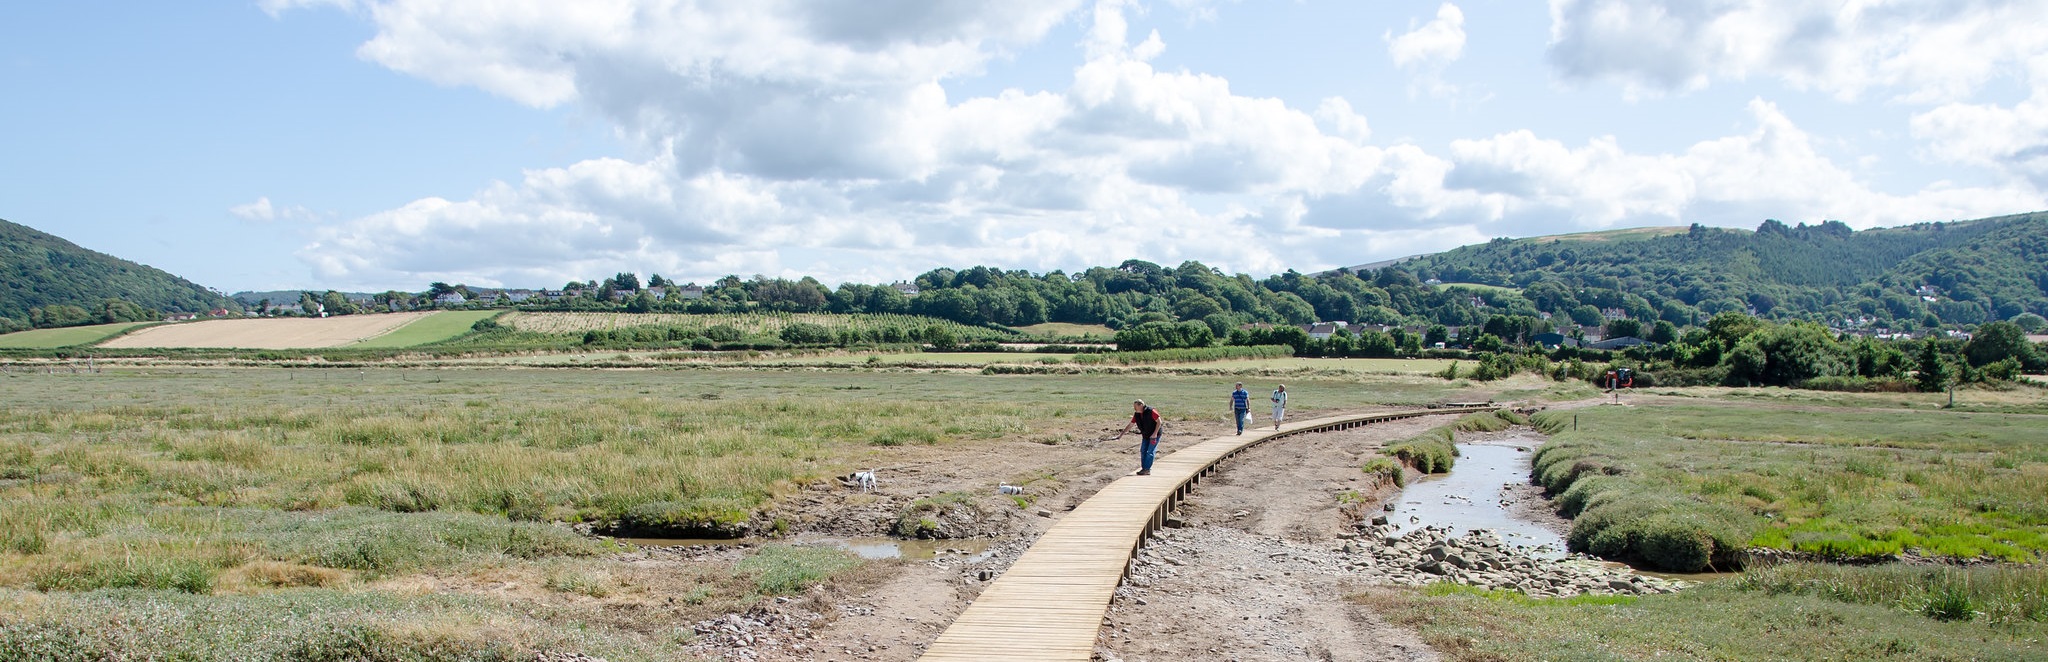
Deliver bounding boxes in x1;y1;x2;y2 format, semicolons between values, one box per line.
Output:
1389;439;1568;558
616;535;992;561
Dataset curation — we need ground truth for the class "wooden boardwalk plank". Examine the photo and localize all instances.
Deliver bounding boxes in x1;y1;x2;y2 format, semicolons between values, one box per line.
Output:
915;406;1487;661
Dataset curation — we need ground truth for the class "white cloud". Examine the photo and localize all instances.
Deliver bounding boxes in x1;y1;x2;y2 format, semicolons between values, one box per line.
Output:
229;196;316;223
1912;56;2048;188
1386;3;1466;70
1547;0;2048;102
276;0;2046;290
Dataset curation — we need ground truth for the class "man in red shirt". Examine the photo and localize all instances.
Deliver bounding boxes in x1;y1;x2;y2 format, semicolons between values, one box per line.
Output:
1115;400;1165;475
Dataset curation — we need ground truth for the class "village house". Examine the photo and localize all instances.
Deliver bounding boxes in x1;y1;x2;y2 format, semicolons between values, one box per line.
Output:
1600;307;1629;321
1300;321;1349;339
890;281;921;297
433;292;467;306
675;285;706;300
504;289;535;303
165;312;199;321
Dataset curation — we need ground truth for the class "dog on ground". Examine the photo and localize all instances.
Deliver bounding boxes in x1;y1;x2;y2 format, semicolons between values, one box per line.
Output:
849;470;877;491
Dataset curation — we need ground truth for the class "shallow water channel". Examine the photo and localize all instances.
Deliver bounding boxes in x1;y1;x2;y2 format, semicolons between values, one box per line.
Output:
1388;438;1568;557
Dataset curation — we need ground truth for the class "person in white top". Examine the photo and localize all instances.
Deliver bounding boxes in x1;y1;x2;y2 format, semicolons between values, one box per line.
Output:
1270;384;1288;430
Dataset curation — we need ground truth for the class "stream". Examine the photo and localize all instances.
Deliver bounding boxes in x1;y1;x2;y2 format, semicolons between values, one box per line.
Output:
1387;437;1568;558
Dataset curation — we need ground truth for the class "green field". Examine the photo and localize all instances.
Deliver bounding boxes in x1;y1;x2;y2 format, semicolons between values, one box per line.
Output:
0;322;154;349
350;310;501;348
1013;322;1116;339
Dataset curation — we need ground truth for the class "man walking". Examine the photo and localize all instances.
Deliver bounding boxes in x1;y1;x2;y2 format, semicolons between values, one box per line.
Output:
1115;400;1164;476
1230;382;1251;435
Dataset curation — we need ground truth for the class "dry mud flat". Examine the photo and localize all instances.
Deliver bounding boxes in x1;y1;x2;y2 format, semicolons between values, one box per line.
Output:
98;312;431;348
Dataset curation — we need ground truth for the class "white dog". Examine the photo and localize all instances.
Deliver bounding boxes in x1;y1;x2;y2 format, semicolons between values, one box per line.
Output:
997;484;1024;496
849;470;877;491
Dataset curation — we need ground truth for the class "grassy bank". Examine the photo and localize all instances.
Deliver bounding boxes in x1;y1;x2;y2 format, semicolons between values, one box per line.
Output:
1529;402;2048;571
1357;567;2048;661
352;310;503;348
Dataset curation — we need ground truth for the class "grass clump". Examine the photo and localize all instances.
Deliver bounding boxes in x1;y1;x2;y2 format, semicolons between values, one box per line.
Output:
1361;457;1405;488
1385;427;1458;474
736;545;860;596
891;491;976;538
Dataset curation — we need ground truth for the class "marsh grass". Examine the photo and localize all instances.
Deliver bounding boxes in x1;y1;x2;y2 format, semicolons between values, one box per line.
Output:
1357;581;2048;661
1532;403;2048;569
1738;562;2048;624
0;588;672;661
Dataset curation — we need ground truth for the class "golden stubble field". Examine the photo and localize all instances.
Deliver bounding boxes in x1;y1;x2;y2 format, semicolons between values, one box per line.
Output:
98;312;433;349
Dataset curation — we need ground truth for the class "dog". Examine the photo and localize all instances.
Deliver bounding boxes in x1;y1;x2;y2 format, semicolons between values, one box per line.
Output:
849;470;877;492
997;484;1024;496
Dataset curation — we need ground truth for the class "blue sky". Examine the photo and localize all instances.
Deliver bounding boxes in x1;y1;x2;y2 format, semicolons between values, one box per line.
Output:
6;1;2046;293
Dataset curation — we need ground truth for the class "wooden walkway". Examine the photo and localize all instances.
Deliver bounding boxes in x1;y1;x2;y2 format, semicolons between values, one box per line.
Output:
917;406;1490;661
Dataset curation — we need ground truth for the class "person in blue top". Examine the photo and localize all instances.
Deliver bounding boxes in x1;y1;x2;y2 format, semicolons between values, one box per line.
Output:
1229;382;1251;435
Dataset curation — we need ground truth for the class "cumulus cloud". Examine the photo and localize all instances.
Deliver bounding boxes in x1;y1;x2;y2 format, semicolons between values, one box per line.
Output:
273;0;2044;290
1386;3;1466;70
1547;0;2048;102
1912;56;2048;188
229;197;316;222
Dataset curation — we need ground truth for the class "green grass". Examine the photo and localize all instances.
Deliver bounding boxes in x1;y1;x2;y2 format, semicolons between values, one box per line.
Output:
1013;322;1116;338
1738;562;2048;624
1530;402;2048;569
351;310;502;348
1357;578;2048;661
0;322;155;349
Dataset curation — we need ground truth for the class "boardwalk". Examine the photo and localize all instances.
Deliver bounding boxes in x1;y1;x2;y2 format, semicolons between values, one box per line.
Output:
917;407;1488;661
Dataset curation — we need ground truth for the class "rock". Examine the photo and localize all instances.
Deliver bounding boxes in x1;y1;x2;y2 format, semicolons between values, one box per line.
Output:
1163;517;1188;529
1370;515;1389;526
1424;545;1449;562
1036;509;1053;518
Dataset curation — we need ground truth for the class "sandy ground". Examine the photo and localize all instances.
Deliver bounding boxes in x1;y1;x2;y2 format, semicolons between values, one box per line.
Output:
99;312;431;349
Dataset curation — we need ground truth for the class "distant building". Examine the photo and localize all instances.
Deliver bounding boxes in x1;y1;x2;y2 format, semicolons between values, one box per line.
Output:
1300;321;1349;339
433;292;467;306
890;281;921;297
166;312;199;321
504;289;534;302
645;287;667;300
1424;278;1443;286
1530;332;1579;349
675;285;706;300
1600;307;1629;321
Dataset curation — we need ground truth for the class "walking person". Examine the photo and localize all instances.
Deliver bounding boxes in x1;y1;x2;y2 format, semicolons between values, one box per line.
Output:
1270;384;1288;430
1114;400;1164;476
1229;382;1251;435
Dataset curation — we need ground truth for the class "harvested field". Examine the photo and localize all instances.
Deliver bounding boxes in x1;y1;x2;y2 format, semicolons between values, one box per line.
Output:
98;312;432;349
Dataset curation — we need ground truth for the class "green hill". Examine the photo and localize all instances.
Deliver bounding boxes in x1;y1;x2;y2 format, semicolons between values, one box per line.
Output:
0;218;237;324
1393;212;2048;326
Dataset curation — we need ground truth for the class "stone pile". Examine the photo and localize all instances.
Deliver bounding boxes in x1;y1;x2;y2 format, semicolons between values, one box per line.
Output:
1343;519;1687;597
